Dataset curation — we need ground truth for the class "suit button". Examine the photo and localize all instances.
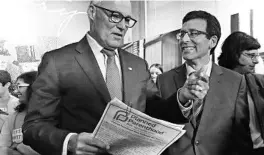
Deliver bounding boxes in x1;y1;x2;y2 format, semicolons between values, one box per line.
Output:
195;140;199;146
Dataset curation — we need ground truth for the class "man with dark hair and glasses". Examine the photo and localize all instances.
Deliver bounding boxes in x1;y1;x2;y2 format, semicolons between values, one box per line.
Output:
219;31;264;155
23;1;150;155
147;10;253;155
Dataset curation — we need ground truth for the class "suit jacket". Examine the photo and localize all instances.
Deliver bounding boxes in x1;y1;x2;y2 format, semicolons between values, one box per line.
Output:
245;73;264;141
22;36;150;155
147;63;253;155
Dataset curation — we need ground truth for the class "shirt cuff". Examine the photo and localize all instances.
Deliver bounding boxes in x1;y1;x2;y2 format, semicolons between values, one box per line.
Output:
62;133;77;155
177;88;193;118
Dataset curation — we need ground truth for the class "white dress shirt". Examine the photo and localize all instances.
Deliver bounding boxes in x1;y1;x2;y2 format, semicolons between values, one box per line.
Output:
62;33;122;155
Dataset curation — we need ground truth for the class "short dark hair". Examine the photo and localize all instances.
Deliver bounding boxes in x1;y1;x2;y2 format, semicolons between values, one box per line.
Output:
183;10;221;55
149;63;163;73
218;31;260;70
14;71;38;112
0;70;11;86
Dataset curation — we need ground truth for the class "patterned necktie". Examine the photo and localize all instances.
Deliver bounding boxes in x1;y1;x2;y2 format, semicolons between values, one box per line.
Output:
188;71;204;127
192;98;204;127
101;48;122;101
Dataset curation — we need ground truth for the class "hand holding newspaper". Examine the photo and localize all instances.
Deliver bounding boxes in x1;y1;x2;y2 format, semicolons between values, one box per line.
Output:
92;98;186;155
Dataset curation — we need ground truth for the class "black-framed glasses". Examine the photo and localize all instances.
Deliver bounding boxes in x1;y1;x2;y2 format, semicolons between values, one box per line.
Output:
242;53;260;60
93;5;137;28
176;29;209;40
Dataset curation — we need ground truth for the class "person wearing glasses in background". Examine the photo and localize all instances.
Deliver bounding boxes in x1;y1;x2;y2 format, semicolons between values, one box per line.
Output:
0;71;39;155
22;0;150;155
146;10;253;155
218;31;264;155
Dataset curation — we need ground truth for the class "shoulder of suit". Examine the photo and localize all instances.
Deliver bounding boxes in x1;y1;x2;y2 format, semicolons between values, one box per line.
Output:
158;65;183;80
119;48;145;60
217;65;243;79
246;73;264;88
44;42;78;57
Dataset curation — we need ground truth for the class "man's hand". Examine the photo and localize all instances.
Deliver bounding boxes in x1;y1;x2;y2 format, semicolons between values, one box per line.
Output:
68;132;110;155
179;71;209;105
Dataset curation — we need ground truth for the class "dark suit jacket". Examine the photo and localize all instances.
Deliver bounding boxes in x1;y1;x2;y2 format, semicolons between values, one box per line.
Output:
245;73;264;141
147;63;253;155
22;36;150;155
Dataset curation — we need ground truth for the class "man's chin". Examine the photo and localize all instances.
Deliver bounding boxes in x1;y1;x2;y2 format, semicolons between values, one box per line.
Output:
107;42;123;49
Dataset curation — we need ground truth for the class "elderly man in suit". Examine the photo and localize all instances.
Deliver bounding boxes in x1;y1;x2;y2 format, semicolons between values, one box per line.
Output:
147;10;253;155
22;1;150;155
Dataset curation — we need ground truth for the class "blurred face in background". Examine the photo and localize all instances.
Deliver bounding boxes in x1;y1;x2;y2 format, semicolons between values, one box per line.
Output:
150;66;162;83
14;78;29;103
236;49;259;74
0;82;10;97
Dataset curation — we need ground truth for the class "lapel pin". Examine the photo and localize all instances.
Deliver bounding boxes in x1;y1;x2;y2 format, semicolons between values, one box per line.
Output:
128;67;132;71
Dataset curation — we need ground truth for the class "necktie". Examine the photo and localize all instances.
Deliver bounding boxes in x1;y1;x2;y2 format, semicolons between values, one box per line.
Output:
192;98;204;127
188;71;204;127
101;49;122;101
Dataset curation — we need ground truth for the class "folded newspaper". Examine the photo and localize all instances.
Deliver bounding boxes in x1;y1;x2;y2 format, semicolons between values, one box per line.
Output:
92;98;186;155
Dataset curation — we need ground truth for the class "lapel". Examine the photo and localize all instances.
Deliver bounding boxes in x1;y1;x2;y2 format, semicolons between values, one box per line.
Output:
198;63;223;131
118;50;135;104
74;36;111;103
173;64;187;90
245;74;264;138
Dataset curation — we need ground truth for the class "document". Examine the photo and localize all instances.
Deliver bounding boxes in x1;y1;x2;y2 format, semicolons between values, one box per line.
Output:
92;98;186;155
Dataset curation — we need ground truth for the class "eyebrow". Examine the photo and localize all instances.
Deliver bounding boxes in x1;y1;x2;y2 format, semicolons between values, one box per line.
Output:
97;5;132;18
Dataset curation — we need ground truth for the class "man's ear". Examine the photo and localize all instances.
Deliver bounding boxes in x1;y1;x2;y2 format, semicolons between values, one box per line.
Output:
209;35;218;49
87;5;96;21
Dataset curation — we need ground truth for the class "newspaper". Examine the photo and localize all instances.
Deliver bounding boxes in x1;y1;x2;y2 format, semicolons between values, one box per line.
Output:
92;98;186;155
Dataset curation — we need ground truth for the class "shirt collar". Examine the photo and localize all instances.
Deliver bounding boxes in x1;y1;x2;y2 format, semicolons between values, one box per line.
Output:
185;60;212;78
86;33;119;57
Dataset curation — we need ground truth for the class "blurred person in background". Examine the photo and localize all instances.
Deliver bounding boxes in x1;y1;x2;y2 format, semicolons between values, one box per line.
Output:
146;63;163;98
149;63;163;84
0;70;18;115
218;31;264;155
0;71;39;155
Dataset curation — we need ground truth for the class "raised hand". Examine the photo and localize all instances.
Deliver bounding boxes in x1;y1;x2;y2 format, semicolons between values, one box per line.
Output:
179;68;209;105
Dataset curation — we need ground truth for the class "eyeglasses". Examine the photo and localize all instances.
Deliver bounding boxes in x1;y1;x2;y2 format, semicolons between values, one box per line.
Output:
242;53;260;60
93;5;137;28
176;29;209;40
14;83;29;90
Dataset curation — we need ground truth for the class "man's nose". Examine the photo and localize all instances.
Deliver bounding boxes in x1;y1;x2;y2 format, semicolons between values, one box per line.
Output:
181;33;191;42
252;57;259;64
116;19;126;30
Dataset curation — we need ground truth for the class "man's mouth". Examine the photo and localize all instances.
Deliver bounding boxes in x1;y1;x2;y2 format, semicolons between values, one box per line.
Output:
112;33;123;38
181;46;195;53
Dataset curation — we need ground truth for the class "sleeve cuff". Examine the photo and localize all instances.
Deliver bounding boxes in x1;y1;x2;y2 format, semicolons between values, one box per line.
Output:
62;133;77;155
177;88;193;118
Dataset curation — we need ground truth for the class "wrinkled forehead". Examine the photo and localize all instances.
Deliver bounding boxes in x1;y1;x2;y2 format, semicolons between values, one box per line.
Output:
99;0;132;17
